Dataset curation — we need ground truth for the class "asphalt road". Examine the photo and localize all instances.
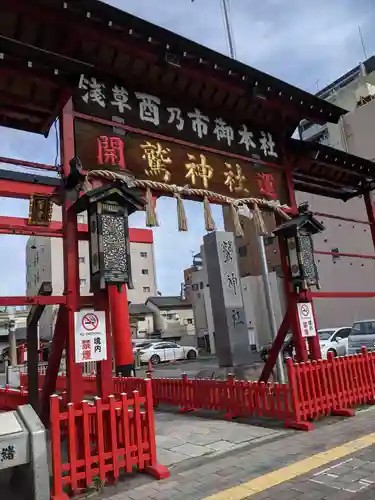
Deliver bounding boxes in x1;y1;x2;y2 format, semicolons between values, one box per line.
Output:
137;352;262;379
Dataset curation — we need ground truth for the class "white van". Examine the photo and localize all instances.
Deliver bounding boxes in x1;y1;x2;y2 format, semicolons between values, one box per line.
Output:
347;319;375;355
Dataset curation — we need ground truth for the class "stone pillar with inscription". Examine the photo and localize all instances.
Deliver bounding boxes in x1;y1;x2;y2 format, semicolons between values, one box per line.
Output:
203;231;251;367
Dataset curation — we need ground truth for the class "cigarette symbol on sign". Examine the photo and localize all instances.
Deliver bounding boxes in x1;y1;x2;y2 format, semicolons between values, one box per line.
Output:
300;304;309;317
82;313;99;331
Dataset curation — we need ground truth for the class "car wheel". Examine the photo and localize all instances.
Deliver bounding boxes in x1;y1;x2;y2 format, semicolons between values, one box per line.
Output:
327;348;337;358
186;350;197;360
150;354;160;365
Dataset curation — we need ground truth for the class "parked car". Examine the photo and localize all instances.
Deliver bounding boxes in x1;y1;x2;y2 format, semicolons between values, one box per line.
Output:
132;340;157;355
138;341;198;365
260;333;294;363
348;319;375;355
318;327;351;358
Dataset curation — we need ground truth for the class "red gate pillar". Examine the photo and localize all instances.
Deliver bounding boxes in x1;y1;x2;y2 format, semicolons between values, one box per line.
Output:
108;284;134;376
276;218;309;363
61;98;84;403
94;290;114;399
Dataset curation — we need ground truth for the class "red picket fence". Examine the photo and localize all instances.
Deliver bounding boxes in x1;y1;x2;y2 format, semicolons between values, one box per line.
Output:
287;348;375;423
150;374;294;420
18;348;375;432
50;379;169;499
0;385;28;410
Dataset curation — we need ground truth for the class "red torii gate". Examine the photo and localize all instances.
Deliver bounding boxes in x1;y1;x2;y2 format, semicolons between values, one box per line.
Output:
1;0;375;421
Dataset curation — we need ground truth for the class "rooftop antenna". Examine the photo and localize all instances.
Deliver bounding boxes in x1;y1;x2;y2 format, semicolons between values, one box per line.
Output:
358;25;368;60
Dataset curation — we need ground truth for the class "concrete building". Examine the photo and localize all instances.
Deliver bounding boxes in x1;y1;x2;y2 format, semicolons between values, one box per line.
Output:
224;56;375;330
26;205;158;339
183;243;285;353
184;250;215;353
145;296;196;346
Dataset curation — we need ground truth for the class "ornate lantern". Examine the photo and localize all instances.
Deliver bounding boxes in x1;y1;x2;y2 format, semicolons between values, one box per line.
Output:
273;203;324;290
74;183;144;292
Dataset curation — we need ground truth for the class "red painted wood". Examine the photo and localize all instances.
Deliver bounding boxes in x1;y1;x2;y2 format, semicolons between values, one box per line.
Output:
0;215;153;242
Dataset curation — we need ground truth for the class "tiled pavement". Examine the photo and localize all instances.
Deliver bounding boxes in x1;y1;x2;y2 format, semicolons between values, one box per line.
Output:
248;447;375;499
99;407;375;500
154;410;287;467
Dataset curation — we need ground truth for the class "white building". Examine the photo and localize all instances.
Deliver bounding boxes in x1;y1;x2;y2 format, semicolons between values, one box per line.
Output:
299;56;375;148
26;205;157;339
145;296;196;346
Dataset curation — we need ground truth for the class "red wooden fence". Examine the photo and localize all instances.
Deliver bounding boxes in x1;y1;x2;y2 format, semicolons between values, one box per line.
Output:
287;348;375;423
0;386;28;410
16;348;375;432
50;379;169;500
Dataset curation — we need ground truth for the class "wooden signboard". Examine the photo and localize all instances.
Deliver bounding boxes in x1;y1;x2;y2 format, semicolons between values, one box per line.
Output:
73;74;283;165
74;119;289;205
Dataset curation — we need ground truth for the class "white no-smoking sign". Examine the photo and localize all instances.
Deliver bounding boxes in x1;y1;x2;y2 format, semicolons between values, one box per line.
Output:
297;302;317;338
74;310;107;363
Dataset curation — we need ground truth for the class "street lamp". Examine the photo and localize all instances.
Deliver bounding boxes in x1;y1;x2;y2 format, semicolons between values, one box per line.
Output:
74;182;145;292
273;203;325;291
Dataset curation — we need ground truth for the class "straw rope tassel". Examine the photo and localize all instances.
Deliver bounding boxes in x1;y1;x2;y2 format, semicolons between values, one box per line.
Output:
230;203;244;237
145;187;159;227
175;193;188;231
252;202;267;235
203;196;216;232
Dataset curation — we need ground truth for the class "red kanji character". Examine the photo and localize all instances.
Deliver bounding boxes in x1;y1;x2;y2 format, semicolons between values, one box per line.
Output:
82;350;92;361
81;340;91;350
97;136;125;170
256;172;278;200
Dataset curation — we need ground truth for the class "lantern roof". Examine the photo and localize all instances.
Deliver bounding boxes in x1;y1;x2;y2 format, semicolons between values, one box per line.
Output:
73;182;145;215
273;212;325;237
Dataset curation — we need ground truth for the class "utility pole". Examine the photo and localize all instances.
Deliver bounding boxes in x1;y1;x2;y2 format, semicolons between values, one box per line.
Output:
192;0;236;59
192;0;285;382
221;0;236;59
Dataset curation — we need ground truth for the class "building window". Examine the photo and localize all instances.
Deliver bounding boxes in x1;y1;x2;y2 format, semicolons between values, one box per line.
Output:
140;251;148;258
264;236;275;246
187;318;194;325
80;278;87;287
200;282;204;289
238;245;247;257
79;256;85;264
331;248;340;262
141;269;149;275
143;286;151;293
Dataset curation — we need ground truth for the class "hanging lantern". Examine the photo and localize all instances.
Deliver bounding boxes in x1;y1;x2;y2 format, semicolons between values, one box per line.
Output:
74;182;144;292
273;202;324;290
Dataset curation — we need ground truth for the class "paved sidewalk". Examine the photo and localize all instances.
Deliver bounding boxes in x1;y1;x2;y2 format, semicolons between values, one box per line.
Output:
98;408;375;500
155;411;287;467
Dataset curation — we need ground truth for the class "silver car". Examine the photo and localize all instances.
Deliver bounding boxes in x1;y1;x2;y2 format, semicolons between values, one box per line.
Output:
347;319;375;355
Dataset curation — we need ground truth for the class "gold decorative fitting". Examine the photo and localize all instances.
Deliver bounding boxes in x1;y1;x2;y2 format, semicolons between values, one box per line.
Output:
27;195;53;226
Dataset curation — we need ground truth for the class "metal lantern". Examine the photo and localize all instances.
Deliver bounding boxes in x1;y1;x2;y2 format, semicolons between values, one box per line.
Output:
74;183;145;292
273;203;325;290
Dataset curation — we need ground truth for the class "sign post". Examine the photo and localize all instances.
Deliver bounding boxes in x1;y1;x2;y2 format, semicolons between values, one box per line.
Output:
74;311;107;363
297;302;317;338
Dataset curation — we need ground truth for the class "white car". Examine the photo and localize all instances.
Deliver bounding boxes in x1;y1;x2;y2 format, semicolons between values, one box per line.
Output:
318;327;352;359
138;342;198;365
132;340;157;355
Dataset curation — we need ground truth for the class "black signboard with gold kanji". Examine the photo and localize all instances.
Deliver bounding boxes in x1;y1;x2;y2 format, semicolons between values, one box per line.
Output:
73;74;282;165
74;120;289;205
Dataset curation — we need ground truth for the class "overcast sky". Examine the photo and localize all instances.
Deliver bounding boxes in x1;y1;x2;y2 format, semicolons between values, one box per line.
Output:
0;0;374;298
